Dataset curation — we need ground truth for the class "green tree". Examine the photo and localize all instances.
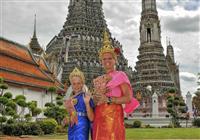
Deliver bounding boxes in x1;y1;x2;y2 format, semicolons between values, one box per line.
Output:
44;95;67;125
0;116;7;130
0;93;17;125
0;77;3;83
0;78;41;124
0;77;8;97
192;73;200;116
27;101;42;120
193;92;200;116
167;88;187;127
14;95;27;121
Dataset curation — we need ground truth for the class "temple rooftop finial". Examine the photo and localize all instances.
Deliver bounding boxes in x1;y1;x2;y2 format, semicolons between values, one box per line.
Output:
29;14;43;55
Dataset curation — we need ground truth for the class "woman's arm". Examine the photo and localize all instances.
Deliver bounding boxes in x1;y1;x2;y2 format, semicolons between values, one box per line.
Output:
84;94;94;121
111;83;132;104
85;103;94;121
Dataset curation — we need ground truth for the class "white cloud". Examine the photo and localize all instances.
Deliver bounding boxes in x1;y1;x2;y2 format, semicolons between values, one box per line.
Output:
173;47;181;57
180;72;198;97
180;72;197;82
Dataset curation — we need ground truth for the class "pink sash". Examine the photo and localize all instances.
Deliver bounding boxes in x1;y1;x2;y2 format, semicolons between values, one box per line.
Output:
106;71;140;114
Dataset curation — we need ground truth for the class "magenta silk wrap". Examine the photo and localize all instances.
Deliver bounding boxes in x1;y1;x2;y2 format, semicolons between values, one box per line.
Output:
106;71;139;113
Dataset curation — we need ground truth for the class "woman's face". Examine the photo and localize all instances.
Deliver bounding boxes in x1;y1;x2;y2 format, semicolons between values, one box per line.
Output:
71;76;83;94
101;52;116;71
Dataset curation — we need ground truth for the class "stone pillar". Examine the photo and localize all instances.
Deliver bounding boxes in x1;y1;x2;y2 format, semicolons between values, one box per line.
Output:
152;92;159;118
186;91;193;117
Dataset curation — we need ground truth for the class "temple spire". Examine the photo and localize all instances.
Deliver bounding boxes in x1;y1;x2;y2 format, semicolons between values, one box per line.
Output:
136;0;175;95
45;0;131;87
142;0;157;13
167;38;175;63
29;14;43;55
133;0;181;119
140;0;160;43
33;14;36;38
61;0;106;37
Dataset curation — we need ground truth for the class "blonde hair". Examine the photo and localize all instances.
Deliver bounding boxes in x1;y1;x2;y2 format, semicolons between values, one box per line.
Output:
69;67;85;84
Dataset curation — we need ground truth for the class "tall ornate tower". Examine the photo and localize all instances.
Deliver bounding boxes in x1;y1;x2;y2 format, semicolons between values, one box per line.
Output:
29;15;43;55
45;0;133;86
166;41;181;94
133;0;180;117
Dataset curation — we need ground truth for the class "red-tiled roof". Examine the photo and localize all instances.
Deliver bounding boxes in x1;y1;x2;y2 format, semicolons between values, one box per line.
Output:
35;56;51;73
0;55;47;79
0;39;33;62
0;37;64;90
34;56;64;89
0;71;55;88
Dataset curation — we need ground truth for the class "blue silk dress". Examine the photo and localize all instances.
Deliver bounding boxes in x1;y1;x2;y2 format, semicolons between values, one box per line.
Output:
68;92;94;140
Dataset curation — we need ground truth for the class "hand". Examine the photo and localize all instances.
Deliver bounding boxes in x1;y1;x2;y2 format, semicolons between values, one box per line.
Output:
70;112;78;127
93;93;107;105
83;93;91;105
62;117;69;127
97;94;108;105
93;75;111;91
70;117;77;127
64;99;74;111
64;99;70;109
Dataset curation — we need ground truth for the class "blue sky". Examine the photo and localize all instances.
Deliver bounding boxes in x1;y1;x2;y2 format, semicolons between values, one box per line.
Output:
0;0;200;98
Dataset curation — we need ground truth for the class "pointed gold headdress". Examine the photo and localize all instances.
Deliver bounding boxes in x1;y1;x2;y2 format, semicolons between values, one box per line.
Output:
69;67;85;83
99;30;117;60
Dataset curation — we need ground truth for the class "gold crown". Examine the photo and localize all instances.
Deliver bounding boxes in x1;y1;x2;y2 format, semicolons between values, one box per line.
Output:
69;67;85;83
99;30;117;60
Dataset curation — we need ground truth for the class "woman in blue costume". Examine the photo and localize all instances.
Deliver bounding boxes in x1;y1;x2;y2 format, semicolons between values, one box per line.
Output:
64;67;94;140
